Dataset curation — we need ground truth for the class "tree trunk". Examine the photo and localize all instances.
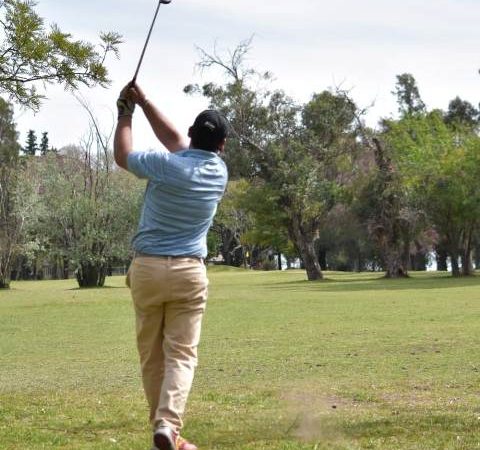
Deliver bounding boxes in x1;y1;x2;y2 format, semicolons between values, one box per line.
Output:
402;239;411;271
461;252;473;276
474;246;480;270
288;214;322;281
63;256;70;279
0;257;12;289
461;226;474;276
383;250;408;278
355;252;365;272
277;252;282;271
318;249;327;271
450;254;460;277
302;242;323;280
76;262;107;288
436;249;448;271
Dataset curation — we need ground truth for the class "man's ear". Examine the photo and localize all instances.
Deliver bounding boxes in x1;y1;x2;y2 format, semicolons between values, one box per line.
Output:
217;138;227;153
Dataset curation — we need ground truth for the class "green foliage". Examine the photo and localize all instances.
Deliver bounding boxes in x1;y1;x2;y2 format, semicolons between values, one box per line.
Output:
22;137;143;287
444;96;479;130
0;0;122;109
385;109;480;275
39;131;48;155
187;40;359;279
302;90;357;146
240;182;290;252
392;73;425;116
23;128;37;155
0;97;21;288
213;179;292;265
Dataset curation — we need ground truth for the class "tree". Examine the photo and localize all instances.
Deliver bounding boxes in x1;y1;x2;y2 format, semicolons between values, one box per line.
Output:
444;97;479;129
23;129;37;155
28;133;143;287
354;134;412;278
186;40;359;280
39;131;49;155
386;110;480;276
393;73;425;116
0;98;22;288
213;179;293;269
211;179;254;267
0;1;121;288
0;0;121;110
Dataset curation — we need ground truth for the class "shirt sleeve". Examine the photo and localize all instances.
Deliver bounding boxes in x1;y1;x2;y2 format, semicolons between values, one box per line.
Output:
127;151;170;181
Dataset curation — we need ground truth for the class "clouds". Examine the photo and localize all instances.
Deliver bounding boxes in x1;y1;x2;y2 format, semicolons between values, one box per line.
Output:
13;0;480;151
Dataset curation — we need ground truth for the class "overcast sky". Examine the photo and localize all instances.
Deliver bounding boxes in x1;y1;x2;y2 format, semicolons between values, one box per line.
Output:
13;0;480;151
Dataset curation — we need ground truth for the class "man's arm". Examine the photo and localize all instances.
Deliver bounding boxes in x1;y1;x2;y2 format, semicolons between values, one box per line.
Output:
128;83;188;152
141;100;188;152
114;82;189;171
114;116;132;170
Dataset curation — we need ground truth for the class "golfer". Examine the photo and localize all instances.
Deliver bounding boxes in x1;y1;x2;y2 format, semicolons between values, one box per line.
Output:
114;83;228;450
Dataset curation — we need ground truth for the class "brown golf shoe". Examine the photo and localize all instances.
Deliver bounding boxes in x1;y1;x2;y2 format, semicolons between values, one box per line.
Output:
153;426;198;450
176;436;198;450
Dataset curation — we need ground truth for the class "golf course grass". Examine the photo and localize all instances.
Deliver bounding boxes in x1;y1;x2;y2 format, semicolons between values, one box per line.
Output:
1;268;480;449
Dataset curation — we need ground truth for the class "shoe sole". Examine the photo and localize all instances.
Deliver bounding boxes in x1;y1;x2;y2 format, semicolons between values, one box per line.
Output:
153;433;175;450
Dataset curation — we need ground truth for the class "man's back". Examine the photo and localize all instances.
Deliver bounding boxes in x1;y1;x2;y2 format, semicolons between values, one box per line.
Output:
128;148;228;258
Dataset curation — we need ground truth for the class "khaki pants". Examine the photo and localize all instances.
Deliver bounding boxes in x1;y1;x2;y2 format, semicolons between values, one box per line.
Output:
127;256;208;432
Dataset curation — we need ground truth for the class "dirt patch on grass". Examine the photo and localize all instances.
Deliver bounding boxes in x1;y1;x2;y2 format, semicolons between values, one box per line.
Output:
280;388;363;443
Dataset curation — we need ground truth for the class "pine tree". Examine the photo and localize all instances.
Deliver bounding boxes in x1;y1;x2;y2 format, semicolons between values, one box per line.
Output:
24;130;38;156
40;132;49;155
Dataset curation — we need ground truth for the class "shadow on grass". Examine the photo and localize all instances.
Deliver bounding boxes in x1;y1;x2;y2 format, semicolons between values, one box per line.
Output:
67;286;125;291
263;273;480;293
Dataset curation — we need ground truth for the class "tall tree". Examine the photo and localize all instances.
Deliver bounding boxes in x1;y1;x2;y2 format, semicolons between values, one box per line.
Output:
23;129;37;156
393;73;425;116
0;0;121;110
212;179;255;267
29;136;143;288
213;179;292;269
355;136;411;278
186;40;358;280
0;98;21;288
444;97;479;129
386;110;480;276
39;131;49;155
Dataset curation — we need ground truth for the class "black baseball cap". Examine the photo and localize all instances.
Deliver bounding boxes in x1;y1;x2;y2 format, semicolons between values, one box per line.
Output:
190;110;229;151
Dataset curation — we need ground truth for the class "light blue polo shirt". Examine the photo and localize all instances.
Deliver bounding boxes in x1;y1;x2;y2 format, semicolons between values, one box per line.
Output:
127;148;228;258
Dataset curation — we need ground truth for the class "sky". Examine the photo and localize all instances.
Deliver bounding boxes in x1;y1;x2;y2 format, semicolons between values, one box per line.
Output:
12;0;480;152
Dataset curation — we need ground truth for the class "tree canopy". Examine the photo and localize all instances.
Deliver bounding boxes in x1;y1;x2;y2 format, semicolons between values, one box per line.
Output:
0;0;121;110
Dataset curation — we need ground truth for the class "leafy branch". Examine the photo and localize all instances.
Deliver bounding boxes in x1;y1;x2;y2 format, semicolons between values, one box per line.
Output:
0;0;122;110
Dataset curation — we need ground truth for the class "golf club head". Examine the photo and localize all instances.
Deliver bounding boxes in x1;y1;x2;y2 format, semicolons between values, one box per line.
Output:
160;0;172;3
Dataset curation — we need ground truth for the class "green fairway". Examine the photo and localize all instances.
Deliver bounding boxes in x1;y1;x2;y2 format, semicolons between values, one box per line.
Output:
1;270;480;449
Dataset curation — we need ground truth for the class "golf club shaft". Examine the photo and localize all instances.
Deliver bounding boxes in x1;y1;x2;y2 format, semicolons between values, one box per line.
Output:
132;0;163;84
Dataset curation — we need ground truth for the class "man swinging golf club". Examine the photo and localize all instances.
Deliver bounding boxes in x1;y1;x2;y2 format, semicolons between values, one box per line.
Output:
114;82;228;450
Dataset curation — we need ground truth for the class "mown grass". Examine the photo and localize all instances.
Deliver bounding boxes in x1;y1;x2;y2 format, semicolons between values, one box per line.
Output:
1;269;480;449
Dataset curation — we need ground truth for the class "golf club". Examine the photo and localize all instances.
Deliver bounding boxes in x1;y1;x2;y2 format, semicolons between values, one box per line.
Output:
132;0;172;84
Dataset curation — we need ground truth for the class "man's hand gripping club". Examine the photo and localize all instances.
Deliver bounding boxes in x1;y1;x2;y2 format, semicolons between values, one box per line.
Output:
114;82;188;170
